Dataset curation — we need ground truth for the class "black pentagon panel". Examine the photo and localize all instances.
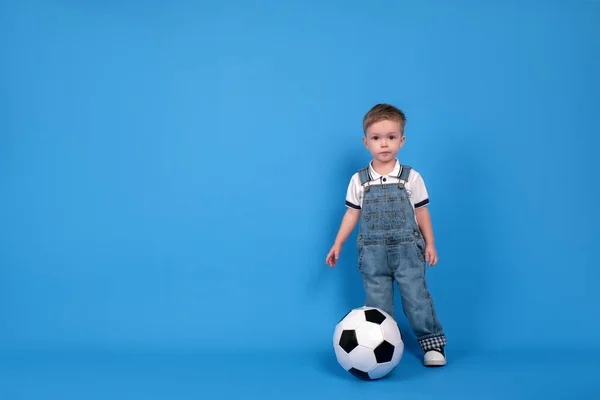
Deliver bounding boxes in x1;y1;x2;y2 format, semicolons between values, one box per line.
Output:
339;330;358;353
364;309;386;325
349;367;371;380
374;340;395;363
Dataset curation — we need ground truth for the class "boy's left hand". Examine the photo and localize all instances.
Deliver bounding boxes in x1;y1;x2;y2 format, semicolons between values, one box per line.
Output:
425;244;438;267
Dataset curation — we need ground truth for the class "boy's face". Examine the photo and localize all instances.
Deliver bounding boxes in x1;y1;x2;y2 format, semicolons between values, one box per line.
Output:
363;119;405;163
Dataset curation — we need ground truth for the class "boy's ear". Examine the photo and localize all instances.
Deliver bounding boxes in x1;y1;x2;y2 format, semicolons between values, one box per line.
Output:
362;136;367;147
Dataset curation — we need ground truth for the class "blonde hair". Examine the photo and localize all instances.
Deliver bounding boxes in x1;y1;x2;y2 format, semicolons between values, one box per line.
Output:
362;103;407;135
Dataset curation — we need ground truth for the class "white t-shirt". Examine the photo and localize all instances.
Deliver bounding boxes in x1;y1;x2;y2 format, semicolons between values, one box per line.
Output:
345;159;430;212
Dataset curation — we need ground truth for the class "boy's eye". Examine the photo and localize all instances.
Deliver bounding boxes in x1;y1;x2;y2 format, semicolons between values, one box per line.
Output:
372;136;379;140
390;136;395;140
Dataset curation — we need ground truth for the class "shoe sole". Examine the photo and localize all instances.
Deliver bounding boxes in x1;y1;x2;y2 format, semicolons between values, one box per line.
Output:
423;360;446;367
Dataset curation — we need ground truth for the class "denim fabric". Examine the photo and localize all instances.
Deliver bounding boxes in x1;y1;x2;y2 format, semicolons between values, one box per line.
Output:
356;165;446;351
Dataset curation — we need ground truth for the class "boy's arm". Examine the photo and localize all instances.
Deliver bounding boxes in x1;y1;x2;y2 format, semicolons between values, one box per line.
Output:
415;206;439;266
415;206;434;246
333;208;361;247
326;208;361;267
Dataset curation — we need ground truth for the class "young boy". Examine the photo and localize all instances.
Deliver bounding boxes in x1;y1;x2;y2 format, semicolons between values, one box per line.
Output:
326;103;447;367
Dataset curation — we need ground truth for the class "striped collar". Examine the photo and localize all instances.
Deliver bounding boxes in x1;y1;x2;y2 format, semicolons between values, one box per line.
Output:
368;159;402;181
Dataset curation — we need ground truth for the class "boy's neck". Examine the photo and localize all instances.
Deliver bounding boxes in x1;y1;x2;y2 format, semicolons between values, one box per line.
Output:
371;159;397;176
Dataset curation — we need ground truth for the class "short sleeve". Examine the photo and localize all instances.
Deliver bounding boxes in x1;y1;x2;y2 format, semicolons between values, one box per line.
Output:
408;170;430;208
345;173;362;210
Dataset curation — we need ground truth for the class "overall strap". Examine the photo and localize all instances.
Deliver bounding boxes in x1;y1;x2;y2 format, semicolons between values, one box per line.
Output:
397;165;412;188
357;167;371;186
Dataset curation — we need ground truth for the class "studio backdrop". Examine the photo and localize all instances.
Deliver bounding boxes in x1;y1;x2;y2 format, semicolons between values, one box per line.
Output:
1;0;598;354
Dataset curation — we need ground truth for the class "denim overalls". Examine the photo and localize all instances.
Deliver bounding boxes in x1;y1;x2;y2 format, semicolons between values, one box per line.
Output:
356;164;447;352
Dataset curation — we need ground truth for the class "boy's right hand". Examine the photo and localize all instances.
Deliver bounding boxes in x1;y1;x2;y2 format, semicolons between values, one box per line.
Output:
326;244;342;267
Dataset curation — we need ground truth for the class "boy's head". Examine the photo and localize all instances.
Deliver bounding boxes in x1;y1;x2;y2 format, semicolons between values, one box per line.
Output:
362;103;407;164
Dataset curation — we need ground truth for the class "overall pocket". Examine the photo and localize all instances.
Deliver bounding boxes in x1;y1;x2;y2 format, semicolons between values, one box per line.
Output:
412;239;426;264
357;239;365;271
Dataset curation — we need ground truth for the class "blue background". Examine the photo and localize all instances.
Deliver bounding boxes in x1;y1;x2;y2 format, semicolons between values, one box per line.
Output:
1;0;599;398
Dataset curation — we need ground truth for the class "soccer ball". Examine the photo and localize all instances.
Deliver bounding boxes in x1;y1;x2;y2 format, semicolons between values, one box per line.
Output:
333;306;404;380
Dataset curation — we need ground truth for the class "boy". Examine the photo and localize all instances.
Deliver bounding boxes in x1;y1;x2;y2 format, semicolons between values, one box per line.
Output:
326;103;447;367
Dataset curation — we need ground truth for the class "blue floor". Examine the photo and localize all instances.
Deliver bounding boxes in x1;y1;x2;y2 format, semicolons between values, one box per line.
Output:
2;348;599;399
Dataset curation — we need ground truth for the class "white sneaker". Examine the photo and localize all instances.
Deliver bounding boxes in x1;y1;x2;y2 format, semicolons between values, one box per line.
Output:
423;348;446;367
